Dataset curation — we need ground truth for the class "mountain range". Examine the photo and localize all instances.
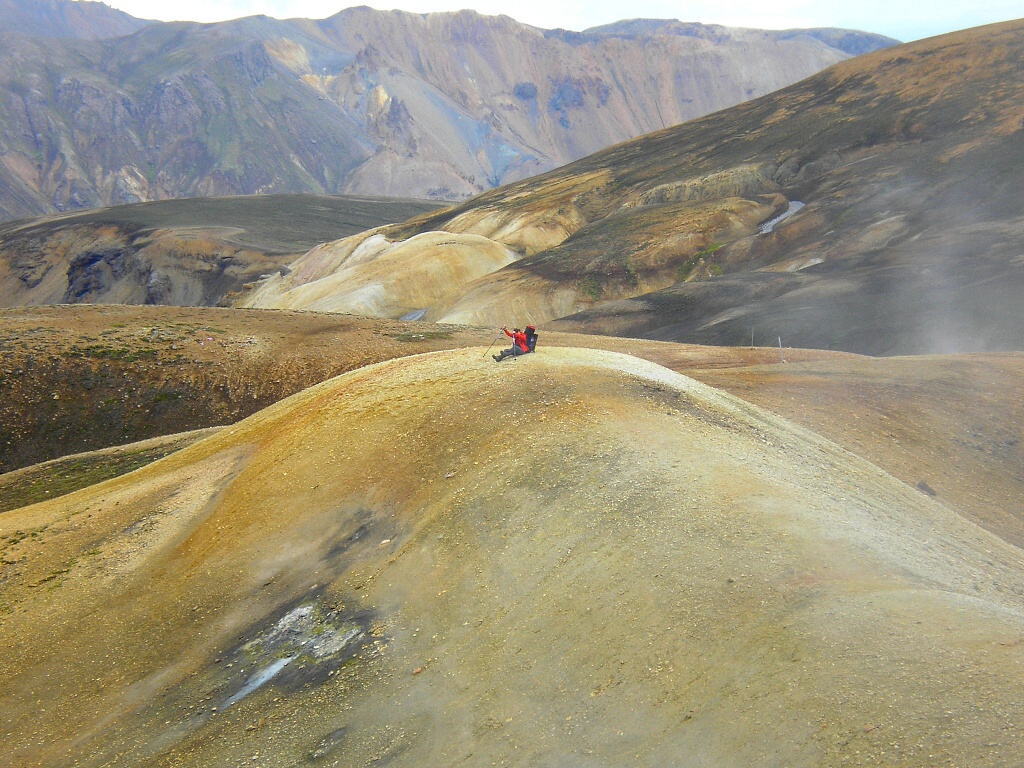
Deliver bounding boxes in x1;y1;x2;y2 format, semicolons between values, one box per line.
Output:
0;0;148;39
244;18;1024;356
2;15;1020;357
2;10;1024;765
0;0;896;219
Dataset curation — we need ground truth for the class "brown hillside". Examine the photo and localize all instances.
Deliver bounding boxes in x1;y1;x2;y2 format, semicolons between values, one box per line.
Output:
0;195;446;308
3;347;1024;767
0;305;481;473
2;306;1021;580
5;305;767;475
684;354;1024;549
246;20;1024;356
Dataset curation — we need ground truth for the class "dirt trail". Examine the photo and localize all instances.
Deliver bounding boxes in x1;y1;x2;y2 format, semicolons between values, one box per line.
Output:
2;347;1023;767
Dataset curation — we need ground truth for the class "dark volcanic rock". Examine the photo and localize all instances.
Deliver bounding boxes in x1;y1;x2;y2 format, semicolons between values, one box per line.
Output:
0;194;446;308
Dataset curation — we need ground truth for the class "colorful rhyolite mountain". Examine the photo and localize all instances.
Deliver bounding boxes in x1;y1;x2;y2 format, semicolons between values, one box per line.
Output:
0;0;895;218
244;19;1024;355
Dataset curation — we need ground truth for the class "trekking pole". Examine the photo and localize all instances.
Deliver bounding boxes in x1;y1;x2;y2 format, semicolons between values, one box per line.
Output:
483;328;505;358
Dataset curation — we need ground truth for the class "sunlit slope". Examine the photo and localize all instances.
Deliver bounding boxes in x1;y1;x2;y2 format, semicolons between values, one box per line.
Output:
2;348;1024;767
246;230;517;316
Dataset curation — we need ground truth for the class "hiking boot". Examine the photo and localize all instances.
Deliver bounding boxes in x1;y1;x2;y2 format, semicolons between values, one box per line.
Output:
492;354;501;361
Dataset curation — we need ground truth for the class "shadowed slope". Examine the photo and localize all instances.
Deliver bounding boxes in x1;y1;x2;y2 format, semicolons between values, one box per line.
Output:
0;195;446;308
0;428;221;513
2;348;1023;767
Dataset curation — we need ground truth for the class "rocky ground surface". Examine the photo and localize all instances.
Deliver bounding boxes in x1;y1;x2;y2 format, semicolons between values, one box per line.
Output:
1;338;1022;767
0;305;482;473
2;304;1021;557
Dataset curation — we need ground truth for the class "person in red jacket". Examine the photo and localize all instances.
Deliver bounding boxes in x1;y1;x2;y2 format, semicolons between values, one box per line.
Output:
492;326;530;362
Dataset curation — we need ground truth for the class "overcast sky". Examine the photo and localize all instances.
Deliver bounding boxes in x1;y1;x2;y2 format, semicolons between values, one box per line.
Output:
99;0;1022;43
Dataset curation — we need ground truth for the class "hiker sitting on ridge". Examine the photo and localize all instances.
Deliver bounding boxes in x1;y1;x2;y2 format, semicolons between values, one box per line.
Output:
492;326;531;362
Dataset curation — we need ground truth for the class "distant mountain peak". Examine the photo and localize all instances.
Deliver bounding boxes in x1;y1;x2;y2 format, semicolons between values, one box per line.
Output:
0;0;151;39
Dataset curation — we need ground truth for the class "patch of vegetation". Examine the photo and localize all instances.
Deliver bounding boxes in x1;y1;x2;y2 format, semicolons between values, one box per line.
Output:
0;446;183;513
388;330;455;342
1;526;48;546
579;276;603;299
68;344;158;362
696;243;724;258
34;559;77;588
626;259;640;287
678;257;699;281
678;243;726;281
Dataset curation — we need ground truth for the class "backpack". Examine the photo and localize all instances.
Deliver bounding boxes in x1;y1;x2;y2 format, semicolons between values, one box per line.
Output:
524;325;538;352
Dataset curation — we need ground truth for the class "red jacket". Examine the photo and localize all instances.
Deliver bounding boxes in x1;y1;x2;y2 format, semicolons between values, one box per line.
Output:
505;328;529;353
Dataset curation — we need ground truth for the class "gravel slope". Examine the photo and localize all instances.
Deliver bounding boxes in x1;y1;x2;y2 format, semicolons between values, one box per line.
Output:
2;347;1023;767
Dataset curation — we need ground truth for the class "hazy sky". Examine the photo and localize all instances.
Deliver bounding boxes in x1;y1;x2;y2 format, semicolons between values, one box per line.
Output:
99;0;1021;42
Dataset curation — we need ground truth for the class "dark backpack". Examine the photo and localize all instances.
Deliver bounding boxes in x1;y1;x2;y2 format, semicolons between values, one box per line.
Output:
524;325;538;352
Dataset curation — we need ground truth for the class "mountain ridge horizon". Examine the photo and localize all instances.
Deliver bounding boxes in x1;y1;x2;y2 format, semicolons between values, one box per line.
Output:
0;0;896;219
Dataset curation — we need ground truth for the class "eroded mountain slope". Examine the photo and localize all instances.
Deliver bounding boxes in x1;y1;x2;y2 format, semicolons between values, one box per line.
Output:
245;20;1024;355
0;195;445;308
0;5;893;218
2;348;1023;767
